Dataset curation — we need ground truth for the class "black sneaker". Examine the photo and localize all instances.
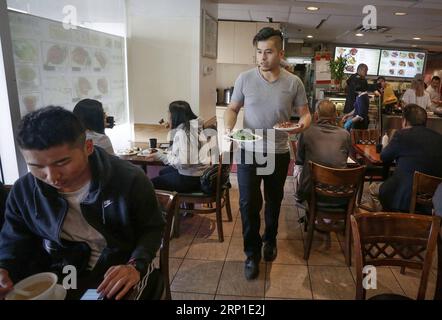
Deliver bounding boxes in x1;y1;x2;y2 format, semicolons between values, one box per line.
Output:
263;242;277;262
244;257;260;280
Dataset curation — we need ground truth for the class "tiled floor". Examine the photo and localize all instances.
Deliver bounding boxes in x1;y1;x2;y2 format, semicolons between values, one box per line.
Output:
168;174;439;300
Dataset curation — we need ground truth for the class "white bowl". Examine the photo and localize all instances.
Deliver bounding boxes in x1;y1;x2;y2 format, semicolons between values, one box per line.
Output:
6;272;58;300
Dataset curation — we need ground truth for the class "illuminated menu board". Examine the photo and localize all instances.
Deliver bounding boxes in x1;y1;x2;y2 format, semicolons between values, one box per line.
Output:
334;47;380;76
378;49;425;78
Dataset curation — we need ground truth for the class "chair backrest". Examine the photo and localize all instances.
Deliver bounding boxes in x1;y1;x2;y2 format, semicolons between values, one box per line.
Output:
309;161;365;199
410;171;442;214
351;129;380;145
155;190;177;300
351;212;441;300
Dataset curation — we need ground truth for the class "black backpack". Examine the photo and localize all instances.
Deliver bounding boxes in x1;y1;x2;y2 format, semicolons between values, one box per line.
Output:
200;164;230;195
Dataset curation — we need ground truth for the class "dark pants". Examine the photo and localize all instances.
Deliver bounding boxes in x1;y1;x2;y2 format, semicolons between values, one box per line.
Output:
237;150;290;259
151;166;201;193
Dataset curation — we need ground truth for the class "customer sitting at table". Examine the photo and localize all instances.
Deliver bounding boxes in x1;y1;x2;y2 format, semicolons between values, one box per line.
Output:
401;74;432;111
73;99;115;155
147;101;211;193
0;106;165;300
376;104;442;212
295;99;351;203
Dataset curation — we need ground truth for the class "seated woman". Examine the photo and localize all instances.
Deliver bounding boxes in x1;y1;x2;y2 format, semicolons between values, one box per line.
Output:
147;101;211;193
73;99;115;155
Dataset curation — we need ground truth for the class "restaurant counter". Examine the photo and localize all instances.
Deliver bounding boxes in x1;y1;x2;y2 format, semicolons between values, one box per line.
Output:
383;114;442;135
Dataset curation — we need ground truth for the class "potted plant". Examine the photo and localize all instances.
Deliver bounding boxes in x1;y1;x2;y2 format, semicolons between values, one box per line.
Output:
329;56;347;90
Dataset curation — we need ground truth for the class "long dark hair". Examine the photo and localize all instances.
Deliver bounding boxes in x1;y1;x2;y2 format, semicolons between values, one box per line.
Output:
169;101;197;132
73;99;105;134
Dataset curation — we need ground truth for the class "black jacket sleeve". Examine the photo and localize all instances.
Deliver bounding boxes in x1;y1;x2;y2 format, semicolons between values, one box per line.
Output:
128;174;165;267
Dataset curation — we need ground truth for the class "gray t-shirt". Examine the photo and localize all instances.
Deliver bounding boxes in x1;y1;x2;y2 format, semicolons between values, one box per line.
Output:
231;67;308;153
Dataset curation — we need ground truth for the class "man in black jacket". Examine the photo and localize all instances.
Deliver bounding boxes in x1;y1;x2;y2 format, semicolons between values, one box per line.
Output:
0;107;165;300
379;104;442;212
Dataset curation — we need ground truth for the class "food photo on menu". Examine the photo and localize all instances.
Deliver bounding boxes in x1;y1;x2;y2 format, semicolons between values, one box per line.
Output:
379;49;425;78
334;46;380;76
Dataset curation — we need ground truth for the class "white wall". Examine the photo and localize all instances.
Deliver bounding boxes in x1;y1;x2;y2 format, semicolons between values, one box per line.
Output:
0;36;20;184
127;0;218;124
217;63;254;90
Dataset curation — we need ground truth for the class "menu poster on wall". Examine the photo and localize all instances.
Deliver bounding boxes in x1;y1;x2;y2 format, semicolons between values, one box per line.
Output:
335;47;381;76
8;11;128;124
379;50;425;78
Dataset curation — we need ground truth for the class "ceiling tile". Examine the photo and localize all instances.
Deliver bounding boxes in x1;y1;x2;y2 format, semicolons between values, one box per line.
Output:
288;13;330;28
250;11;289;22
218;9;251;21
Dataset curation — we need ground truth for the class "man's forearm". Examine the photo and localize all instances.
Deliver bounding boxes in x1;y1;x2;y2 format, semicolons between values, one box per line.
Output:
298;111;312;131
224;108;238;131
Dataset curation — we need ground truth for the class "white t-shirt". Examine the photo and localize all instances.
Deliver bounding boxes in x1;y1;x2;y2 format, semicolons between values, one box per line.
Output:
86;130;115;155
402;89;432;110
60;182;107;269
426;85;441;111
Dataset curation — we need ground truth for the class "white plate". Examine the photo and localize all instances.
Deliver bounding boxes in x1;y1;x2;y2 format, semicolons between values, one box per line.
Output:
54;284;67;300
273;123;301;132
117;150;138;156
224;131;262;143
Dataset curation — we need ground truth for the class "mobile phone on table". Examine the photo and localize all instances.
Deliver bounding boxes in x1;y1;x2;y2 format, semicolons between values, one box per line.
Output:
80;289;103;300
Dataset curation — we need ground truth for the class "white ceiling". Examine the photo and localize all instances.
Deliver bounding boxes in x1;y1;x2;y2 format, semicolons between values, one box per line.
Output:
215;0;442;52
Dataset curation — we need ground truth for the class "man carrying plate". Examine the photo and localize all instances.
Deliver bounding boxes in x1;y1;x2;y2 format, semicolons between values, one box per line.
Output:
224;27;311;280
0;107;165;300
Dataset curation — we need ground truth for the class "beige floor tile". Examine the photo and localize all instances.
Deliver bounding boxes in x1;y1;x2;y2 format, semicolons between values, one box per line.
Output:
217;261;266;297
215;295;263;300
265;264;312;299
196;216;235;240
284;180;294;193
309;266;356;300
169;258;184;282
169;234;195;259
391;266;438;300
271;240;306;265
281;193;297;206
276;218;304;240
172;292;214;300
171;259;224;294
303;229;341;243
279;206;299;222
306;241;346;266
178;214;204;236
186;237;231;261
226;236;247;262
350;266;405;299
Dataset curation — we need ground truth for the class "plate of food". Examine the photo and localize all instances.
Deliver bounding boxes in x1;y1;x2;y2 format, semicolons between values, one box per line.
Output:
225;129;262;142
117;147;141;156
273;122;301;132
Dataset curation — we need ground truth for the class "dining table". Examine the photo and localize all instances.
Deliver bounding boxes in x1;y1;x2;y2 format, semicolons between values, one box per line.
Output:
118;153;166;174
352;144;382;165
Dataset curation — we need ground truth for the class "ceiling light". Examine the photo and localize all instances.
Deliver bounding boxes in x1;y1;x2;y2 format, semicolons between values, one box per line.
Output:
307;35;313;38
355;33;364;37
306;6;319;11
413;37;421;40
394;12;407;16
412;45;417;47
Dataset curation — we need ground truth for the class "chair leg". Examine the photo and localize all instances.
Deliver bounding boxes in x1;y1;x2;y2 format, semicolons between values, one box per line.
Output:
345;215;352;267
400;266;406;274
357;181;364;207
225;189;233;222
172;203;181;238
216;205;224;242
304;211;315;260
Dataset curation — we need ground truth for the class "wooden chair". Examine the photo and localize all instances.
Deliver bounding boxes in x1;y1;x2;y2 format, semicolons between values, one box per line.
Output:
410;171;442;214
350;129;384;209
172;152;233;242
154;190;177;300
304;161;365;266
351;212;441;300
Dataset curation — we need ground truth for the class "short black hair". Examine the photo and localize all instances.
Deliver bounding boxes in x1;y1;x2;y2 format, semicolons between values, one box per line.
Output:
403;103;427;127
169;101;197;131
73;99;105;134
432;76;441;82
17;106;86;150
253;27;283;50
377;76;386;82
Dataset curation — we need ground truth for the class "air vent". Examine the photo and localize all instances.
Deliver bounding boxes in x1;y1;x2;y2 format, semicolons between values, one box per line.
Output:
354;25;390;33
